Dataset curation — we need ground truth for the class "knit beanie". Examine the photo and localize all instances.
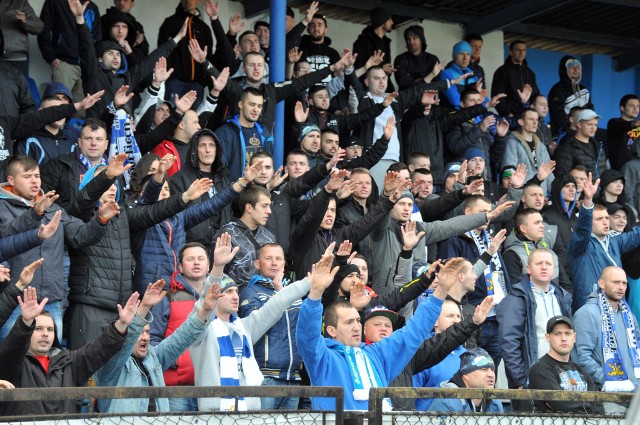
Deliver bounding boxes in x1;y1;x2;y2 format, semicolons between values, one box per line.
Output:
452;41;472;59
459;348;495;376
298;123;321;142
370;7;391;28
464;147;485;161
333;263;361;287
398;190;414;202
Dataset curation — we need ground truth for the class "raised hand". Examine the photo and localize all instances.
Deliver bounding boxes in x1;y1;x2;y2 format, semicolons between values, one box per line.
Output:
98;199;121;221
213;232;239;268
68;0;88;18
34;191;59;215
326;148;346;171
211;67;230;95
383;116;396;140
336;179;358;200
426;61;444;82
106;153;133;179
349;280;371;310
463;178;484;195
487;201;516;221
175;90;197;114
389;178;413;202
517;84;533;104
472;296;494;325
267;166;288;191
336;240;353;257
188;39;208;64
451;72;473;86
16;258;44;290
272;272;284;292
183;178;214;202
383;170;399;195
308;250;340;300
116;292;141;331
382;63;396;75
421;90;439;106
174;18;189;43
75;90;105;111
0;265;10;283
113;85;134;108
305;1;320;24
495;118;510;137
325;169;349;192
457;160;469;183
509;163;528;189
582;172;599;202
140;280;167;309
486;93;506;109
434;257;466;295
198;282;225;320
401;220;425;251
424;259;442;280
204;0;219;19
153;57;174;86
382;92;398;108
37;210;61;241
294;101;309;123
537;160;556;182
474;77;484;92
487;229;507;256
19;286;48;325
228;13;245;36
288;47;303;63
479;114;497;132
365;50;385;69
156;154;176;176
243;159;264;182
340;48;356;68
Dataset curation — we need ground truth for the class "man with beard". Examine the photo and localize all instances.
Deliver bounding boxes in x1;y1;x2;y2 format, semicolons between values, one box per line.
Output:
299;13;340;85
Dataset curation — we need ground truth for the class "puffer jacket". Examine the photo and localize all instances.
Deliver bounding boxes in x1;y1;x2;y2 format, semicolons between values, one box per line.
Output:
0;316;125;416
496;275;572;389
548;56;593;136
554;135;607;180
239;275;304;381
169;129;232;250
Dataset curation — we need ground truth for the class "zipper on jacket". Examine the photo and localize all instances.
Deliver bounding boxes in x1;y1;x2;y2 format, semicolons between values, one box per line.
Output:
286;311;293;380
264;335;269;367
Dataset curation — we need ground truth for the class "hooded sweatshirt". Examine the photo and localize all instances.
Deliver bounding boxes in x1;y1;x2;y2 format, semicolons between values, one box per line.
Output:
299;34;341;84
548;56;593;136
393;25;439;90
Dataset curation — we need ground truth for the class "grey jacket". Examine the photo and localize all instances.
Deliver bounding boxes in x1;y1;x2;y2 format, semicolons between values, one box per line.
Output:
0;0;43;61
502;131;554;195
503;225;559;280
369;213;488;296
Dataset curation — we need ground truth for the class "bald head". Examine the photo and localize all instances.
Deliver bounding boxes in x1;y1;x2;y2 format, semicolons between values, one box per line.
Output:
598;266;627;306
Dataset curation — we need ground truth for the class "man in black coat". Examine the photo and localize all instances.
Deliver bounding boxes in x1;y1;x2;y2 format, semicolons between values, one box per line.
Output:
491;40;539;117
393;25;439;91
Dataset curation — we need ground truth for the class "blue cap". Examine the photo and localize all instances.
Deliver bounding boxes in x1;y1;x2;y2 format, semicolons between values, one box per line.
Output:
452;41;472;58
42;82;73;102
464;147;485;161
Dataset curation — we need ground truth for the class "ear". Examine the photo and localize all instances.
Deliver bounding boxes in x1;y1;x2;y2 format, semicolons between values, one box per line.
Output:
326;325;337;338
464;207;471;215
545;333;551;343
7;175;14;186
517;118;524;126
597;278;605;290
237;100;243;110
253;258;260;270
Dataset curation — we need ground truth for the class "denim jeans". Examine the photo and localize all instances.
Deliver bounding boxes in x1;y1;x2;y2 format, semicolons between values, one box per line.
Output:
0;301;63;342
169;396;199;412
165;79;204;111
260;377;300;410
480;318;502;367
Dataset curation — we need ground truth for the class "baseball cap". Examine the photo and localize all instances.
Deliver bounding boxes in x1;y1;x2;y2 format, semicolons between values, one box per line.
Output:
546;315;574;334
575;109;600;122
365;305;398;324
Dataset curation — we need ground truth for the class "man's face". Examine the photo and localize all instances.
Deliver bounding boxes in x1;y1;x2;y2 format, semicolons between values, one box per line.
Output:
153;103;171;127
217;287;240;315
610;209;628;232
180;246;209;280
445;172;459;192
519;111;539;134
467;157;485;176
300;131;321;154
463;368;496;389
520;212;545;241
78;127;108;162
197;135;216;168
115;0;135;13
345;144;363;160
308;18;327;41
576;118;599;139
522;186;545;210
434;301;461;334
598;268;628;304
286;154;309;179
293;61;311;78
321;132;340;157
350;257;369;285
510;42;526;64
453;51;471;69
179;110;201;139
465;200;492;231
621;99;640;121
246;194;272;226
460;263;478;293
309;89;330;111
339;271;360;296
365;69;388;97
286;15;295;33
409;158;430;172
327;305;362;347
527;251;554;284
255;26;270;48
158;181;171;200
570;170;588;193
561;182;577;204
254;245;285;280
470;39;483;59
320;198;337;230
546;323;576;357
391;198;413;222
243;55;265;84
382;18;393;31
40;98;66;129
406;35;422;55
592;209;610;237
363;316;393;343
412;172;433;199
29;315;55;356
567;64;581;81
461;93;483;108
533;96;549;118
181;0;201;13
133;325;151;358
100;49;122;71
238;93;264;123
253;157;274;185
605;179;624;197
110;22;129;42
350;173;372;201
240;33;261;55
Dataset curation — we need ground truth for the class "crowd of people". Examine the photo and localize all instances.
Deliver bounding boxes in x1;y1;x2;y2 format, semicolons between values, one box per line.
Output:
0;0;639;417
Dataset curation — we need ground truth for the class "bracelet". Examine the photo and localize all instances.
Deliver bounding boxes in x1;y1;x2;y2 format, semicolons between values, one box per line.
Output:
237;179;247;189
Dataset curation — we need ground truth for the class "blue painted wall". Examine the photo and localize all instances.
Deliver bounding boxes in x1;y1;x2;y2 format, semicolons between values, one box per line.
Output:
503;46;639;125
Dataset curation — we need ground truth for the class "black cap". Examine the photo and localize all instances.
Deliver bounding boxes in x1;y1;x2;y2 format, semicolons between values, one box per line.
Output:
546;315;574;334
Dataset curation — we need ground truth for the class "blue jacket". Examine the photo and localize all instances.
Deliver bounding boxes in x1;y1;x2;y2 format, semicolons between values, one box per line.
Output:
239;275;304;380
214;116;274;182
568;204;640;312
95;310;209;413
496;275;572;389
131;182;239;293
439;62;481;110
296;294;443;411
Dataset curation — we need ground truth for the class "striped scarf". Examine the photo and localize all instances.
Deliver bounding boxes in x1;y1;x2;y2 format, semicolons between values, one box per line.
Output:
107;104;141;189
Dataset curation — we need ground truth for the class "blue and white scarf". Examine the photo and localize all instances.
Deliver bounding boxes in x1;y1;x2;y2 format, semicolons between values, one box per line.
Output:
598;289;640;392
213;316;263;411
467;230;506;306
330;345;392;411
107;104;142;189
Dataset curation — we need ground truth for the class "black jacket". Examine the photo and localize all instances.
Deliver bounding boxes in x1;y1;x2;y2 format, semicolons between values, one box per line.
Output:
157;4;213;85
402;103;487;183
554;135;607;179
491;57;539;117
41;151;86;211
353;26;394;92
299;35;341;81
607;117;638;170
548;56;593;136
0;58;35;117
15;127;75;166
393;50;440;91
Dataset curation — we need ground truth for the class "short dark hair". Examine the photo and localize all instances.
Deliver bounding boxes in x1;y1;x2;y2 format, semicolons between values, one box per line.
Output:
239;30;257;43
286;149;308;162
249;151;273;165
365;65;385;80
387;162;408;173
253;21;269;31
464;194;491;210
324;300;355;329
309;84;329;97
465;34;483;43
407;152;430;165
509;40;526;50
321;128;339;138
239;183;271;214
81;117;108;134
519;108;538;121
411;168;431;179
179;242;208;264
569;106;585;117
570;165;588;173
293;60;310;73
240;86;263;102
530;93;546;106
311;13;327;25
460;88;481;103
620;94;639;109
7;155;38;177
515;208;542;232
